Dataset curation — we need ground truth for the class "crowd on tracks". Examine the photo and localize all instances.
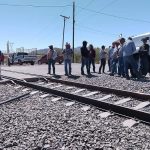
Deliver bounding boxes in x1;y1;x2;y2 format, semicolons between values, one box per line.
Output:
1;37;149;80
47;36;150;80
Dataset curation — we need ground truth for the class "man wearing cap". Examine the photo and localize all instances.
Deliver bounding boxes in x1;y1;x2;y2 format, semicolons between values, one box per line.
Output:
47;45;57;75
139;37;149;76
62;43;73;76
81;41;90;75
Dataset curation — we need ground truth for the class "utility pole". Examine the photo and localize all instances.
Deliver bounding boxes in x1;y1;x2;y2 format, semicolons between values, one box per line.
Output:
7;41;10;54
7;41;14;53
60;15;70;51
73;1;75;63
9;42;14;53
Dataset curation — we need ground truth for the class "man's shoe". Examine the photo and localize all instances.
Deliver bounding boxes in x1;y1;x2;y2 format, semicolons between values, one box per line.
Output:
126;76;130;80
81;73;85;75
109;73;114;76
88;73;91;76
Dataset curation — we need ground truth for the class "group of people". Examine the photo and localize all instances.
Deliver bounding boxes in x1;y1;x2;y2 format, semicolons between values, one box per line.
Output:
108;37;150;79
47;43;73;76
47;37;150;79
47;41;97;76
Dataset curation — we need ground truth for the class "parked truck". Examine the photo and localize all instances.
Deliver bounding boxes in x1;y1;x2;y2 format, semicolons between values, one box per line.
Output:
9;52;37;65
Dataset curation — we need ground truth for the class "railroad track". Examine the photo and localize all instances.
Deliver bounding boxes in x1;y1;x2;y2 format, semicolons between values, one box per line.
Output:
2;69;150;100
1;74;150;127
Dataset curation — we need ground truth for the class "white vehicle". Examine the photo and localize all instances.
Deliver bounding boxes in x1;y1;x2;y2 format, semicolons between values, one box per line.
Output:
9;52;37;65
131;32;150;53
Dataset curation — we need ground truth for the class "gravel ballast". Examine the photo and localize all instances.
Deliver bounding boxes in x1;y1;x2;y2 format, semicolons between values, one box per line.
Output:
0;84;150;149
60;73;150;94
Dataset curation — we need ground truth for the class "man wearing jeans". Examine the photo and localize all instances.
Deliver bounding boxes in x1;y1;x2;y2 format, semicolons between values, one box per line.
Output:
122;37;140;80
47;45;57;75
81;41;90;75
118;38;125;77
62;43;73;76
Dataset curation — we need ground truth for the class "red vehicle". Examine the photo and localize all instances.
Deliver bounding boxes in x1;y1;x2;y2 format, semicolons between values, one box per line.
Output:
38;54;63;64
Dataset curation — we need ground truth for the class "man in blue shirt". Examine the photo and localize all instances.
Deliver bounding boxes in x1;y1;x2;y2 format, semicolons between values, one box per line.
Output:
123;37;140;79
108;44;115;72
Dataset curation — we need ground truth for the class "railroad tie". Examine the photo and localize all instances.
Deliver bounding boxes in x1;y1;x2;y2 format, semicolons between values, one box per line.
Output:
51;97;61;102
98;112;112;118
97;95;112;101
122;119;138;128
40;94;50;98
82;91;98;97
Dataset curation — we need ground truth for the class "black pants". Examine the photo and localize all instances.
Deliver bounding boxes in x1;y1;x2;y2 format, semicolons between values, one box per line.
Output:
148;56;150;73
99;58;106;73
89;58;95;72
140;55;149;76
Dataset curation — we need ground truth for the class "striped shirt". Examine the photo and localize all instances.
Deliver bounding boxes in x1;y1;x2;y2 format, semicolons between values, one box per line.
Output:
99;49;107;60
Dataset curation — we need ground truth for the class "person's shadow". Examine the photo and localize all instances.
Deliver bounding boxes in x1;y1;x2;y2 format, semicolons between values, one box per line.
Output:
68;75;80;79
52;74;61;79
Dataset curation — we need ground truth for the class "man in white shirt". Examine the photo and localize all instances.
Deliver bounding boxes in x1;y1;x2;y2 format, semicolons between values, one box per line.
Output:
47;45;57;75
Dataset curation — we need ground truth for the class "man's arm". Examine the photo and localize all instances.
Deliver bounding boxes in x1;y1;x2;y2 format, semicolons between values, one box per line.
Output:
132;42;136;53
81;47;84;57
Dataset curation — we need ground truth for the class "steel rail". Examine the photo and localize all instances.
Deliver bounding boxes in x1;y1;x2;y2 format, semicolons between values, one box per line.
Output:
0;92;30;105
2;69;150;101
1;75;150;124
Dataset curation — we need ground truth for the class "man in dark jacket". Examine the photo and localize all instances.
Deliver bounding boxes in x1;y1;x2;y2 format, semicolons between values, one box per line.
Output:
89;44;96;72
81;41;90;75
139;37;149;76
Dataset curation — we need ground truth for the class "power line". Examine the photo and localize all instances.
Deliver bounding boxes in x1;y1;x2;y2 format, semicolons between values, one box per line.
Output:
77;6;150;23
67;19;119;37
76;0;96;17
83;0;96;8
31;2;73;45
76;0;119;25
99;0;119;12
0;3;71;8
75;23;118;36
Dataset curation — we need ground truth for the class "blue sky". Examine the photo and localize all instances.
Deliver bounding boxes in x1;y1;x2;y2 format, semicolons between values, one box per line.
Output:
0;0;150;52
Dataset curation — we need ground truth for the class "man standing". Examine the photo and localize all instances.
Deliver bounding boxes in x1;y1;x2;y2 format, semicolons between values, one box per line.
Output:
81;41;90;75
99;45;107;74
109;45;119;76
62;43;73;76
139;37;149;76
118;38;125;77
108;46;111;72
89;44;96;73
47;45;57;75
123;37;140;79
108;44;115;72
